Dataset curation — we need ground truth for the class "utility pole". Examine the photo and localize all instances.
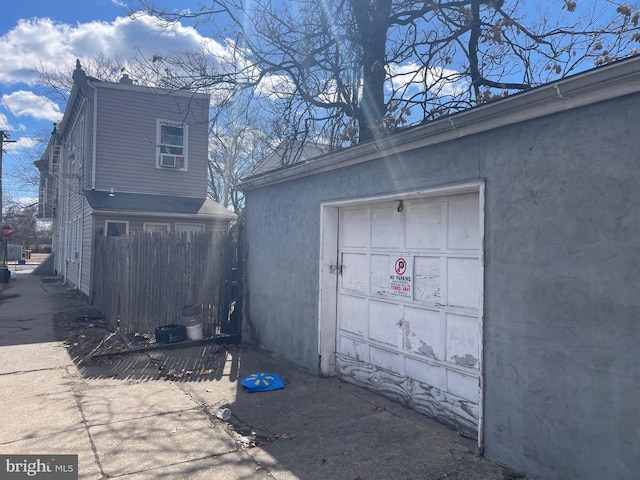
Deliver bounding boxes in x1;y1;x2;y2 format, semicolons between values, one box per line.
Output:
0;130;18;223
0;130;17;272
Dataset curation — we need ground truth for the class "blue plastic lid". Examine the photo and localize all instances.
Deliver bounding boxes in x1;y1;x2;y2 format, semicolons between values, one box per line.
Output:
241;372;286;392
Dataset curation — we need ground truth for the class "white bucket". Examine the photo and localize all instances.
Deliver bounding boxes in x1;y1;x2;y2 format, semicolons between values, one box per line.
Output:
185;322;203;341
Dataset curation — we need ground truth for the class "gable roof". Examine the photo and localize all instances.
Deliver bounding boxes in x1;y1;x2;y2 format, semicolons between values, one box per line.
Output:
83;190;236;219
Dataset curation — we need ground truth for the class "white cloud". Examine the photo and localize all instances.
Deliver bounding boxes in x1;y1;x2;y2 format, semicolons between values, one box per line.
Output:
255;74;295;100
388;62;467;98
2;91;62;122
0;14;228;85
10;136;42;151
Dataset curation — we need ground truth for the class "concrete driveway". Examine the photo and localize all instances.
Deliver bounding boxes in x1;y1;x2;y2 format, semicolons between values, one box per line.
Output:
0;269;513;479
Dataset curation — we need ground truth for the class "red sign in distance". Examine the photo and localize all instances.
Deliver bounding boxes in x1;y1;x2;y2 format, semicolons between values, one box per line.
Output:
0;225;13;238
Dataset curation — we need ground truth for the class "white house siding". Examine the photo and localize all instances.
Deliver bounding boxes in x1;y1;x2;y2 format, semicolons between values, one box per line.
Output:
91;84;209;198
52;97;90;290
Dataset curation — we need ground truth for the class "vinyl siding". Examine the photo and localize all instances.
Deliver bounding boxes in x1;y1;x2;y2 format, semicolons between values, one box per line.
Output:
80;98;93;190
53;103;91;289
92;84;209;197
79;201;93;295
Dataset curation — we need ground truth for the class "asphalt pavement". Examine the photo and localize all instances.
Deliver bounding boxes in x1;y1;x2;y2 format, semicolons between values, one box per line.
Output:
0;266;511;479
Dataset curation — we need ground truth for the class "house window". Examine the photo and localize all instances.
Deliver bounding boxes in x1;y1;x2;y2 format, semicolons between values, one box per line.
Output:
106;221;128;237
157;120;188;171
175;223;205;234
143;222;170;233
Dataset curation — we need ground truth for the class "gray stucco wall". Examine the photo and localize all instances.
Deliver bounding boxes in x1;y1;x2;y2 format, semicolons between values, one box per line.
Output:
243;92;640;479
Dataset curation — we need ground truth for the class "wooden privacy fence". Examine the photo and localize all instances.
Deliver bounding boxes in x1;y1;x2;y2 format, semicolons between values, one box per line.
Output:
92;231;234;337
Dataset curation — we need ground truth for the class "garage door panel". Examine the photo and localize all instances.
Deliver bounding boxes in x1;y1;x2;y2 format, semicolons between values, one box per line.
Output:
448;195;479;250
335;190;482;437
342;253;368;293
447;257;480;309
338;336;370;363
404;307;444;360
369;300;401;347
370;346;402;374
406;199;444;249
339;294;368;336
446;313;479;369
405;357;447;390
371;254;392;297
448;370;479;403
341;209;370;248
413;256;442;304
372;206;404;248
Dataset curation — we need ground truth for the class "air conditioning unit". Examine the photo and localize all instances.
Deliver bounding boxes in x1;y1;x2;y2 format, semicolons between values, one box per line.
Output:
160;154;176;168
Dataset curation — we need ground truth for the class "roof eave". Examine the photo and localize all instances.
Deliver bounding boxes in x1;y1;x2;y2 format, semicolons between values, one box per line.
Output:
239;55;640;191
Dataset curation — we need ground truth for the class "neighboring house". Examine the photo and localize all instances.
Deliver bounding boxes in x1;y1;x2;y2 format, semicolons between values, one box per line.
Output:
239;55;640;480
36;61;235;296
251;140;332;176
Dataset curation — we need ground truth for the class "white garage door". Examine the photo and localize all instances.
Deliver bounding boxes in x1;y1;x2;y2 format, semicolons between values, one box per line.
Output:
335;191;482;435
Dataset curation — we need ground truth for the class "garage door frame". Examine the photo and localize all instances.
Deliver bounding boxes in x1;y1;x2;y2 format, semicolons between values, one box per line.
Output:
318;180;485;447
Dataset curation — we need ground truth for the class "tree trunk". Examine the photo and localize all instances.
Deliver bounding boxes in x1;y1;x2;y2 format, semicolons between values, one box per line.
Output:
350;0;392;142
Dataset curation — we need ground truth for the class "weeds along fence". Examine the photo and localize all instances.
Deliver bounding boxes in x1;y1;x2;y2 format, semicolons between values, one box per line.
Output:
92;231;234;337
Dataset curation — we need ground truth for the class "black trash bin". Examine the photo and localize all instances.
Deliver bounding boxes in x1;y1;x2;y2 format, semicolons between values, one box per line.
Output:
154;324;187;344
0;267;10;283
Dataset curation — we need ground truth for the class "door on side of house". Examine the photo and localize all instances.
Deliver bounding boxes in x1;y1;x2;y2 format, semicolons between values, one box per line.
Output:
334;191;483;437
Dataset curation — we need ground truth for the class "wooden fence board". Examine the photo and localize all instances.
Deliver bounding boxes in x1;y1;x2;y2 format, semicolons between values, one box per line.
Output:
92;231;234;336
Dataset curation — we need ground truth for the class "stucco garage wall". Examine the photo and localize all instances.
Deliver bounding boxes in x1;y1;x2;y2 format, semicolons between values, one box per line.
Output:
481;94;640;480
244;146;480;371
243;91;640;480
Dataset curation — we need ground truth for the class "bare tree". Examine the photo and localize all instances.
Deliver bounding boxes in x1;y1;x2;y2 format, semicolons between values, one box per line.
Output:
2;205;39;251
208;90;273;212
131;0;640;143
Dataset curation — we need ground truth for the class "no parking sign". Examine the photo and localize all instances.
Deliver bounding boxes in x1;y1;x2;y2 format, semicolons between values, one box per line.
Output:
389;255;413;299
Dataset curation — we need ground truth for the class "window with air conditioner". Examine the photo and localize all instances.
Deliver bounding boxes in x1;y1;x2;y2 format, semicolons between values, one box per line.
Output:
157;121;188;171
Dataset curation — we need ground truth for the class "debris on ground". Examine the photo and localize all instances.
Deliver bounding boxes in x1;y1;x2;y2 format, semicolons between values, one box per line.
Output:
53;307;156;365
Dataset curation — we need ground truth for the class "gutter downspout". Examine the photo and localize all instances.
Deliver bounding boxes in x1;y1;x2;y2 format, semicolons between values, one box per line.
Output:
78;198;85;294
63;153;69;285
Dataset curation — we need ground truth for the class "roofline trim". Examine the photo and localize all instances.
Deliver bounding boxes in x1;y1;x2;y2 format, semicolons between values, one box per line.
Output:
240;55;640;190
90;209;236;220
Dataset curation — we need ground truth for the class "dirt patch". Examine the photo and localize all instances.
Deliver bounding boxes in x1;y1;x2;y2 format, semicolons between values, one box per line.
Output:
53;307;155;365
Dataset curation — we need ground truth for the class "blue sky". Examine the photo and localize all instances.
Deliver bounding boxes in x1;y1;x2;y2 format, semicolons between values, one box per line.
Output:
0;0;224;206
1;0;637;208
